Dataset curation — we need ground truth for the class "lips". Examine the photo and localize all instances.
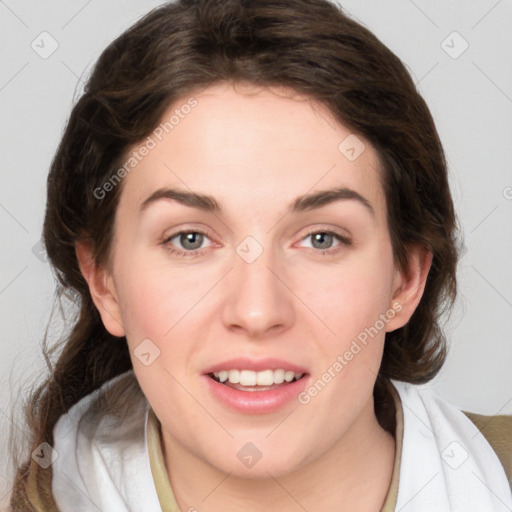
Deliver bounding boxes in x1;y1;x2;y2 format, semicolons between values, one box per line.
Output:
202;358;310;413
204;373;309;414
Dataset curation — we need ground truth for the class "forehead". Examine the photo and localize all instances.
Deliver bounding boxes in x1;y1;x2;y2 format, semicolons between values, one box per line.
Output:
117;82;386;224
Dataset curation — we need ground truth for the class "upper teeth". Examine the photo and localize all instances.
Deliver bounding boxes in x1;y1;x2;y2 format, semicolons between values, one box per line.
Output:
213;369;303;386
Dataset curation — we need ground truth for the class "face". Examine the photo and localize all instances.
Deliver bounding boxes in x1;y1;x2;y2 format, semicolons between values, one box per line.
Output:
84;82;424;478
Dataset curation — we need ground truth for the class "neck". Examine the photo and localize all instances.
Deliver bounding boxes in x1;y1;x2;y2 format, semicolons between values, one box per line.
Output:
162;394;395;512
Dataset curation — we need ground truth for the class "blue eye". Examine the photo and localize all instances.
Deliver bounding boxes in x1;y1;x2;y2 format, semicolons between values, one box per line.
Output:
162;230;212;258
161;229;351;258
299;230;352;256
172;232;205;250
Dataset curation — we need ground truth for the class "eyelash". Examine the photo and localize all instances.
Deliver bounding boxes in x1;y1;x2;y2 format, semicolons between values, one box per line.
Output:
162;228;352;259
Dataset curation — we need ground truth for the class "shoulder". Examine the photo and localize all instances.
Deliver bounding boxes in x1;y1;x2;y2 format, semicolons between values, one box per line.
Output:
463;410;512;489
391;380;512;491
52;369;149;473
51;370;158;510
53;369;146;444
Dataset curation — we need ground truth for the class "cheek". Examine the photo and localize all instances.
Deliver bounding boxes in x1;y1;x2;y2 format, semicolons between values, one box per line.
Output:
117;275;170;340
114;249;213;341
299;260;394;338
113;260;205;410
295;245;395;389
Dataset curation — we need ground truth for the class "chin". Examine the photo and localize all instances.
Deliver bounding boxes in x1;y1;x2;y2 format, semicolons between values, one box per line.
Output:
203;445;312;480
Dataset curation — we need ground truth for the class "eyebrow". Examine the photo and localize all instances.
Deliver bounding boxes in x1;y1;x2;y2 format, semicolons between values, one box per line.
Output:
139;186;375;217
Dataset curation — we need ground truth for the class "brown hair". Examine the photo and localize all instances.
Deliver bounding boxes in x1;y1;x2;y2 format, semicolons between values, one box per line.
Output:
10;0;459;508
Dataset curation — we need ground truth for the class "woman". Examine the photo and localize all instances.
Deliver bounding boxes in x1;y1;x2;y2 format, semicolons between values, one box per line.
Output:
9;0;512;510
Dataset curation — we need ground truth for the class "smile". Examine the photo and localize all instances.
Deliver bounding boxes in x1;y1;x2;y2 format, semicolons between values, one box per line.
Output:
211;369;304;388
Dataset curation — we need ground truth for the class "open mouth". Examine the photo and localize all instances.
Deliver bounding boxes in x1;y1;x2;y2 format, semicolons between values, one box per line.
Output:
204;365;310;413
208;369;306;392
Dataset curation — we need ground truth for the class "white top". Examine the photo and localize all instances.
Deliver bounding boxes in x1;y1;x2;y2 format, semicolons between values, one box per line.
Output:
51;370;512;511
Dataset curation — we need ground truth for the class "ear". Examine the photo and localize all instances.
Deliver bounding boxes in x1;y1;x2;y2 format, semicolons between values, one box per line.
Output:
385;244;433;332
75;240;126;337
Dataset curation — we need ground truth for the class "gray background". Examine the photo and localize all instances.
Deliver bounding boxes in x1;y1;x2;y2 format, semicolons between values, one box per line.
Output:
1;0;511;506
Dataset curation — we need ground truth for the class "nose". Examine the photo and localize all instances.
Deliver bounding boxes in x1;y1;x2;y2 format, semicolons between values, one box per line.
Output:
221;241;295;339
